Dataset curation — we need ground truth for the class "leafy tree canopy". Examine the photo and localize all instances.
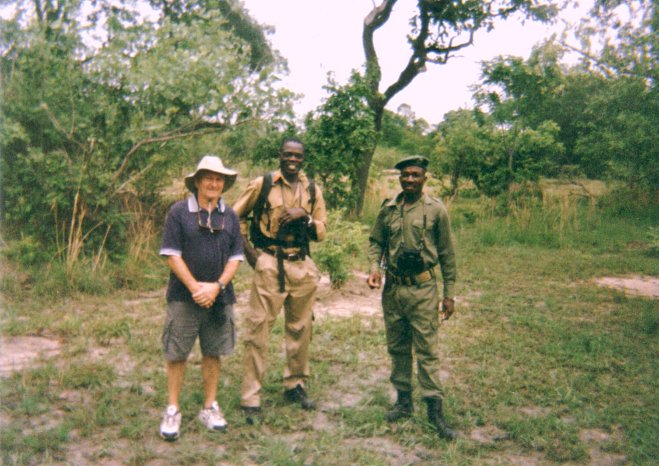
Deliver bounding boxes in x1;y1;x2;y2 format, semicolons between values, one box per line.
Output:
350;0;559;214
0;0;293;264
566;0;656;82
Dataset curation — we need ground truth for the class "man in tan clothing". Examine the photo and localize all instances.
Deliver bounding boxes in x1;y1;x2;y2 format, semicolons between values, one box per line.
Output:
232;137;327;423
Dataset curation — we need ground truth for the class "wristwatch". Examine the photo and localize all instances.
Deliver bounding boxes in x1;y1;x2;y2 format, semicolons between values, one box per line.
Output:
217;279;226;294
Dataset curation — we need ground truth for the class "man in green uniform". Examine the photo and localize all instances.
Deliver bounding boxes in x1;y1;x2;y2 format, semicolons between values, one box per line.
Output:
366;155;457;440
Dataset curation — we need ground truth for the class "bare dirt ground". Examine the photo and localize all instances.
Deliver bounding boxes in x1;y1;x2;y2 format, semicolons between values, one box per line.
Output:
2;272;650;464
5;273;656;376
594;275;659;298
0;273;382;379
0;336;61;378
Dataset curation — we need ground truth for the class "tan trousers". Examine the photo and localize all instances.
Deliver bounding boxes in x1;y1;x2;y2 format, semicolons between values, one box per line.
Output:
240;252;319;407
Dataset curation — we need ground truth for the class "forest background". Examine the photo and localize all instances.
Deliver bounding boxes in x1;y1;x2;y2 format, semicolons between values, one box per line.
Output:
0;0;657;464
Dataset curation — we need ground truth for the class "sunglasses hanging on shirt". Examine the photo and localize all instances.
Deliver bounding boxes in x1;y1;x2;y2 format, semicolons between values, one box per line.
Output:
197;202;225;233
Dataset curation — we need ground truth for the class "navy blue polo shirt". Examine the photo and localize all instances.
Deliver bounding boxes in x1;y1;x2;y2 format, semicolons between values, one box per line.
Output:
160;196;244;307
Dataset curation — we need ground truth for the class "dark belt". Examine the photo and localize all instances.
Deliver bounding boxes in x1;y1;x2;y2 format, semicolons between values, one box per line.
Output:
262;247;306;292
262;248;306;262
387;268;434;286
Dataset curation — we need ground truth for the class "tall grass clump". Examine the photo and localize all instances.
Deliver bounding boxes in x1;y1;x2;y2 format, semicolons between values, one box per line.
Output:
463;187;599;249
362;172;399;226
0;196;168;302
34;259;116;298
1;243;164;301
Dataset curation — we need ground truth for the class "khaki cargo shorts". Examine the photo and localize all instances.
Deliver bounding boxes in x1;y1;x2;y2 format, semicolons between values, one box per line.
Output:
161;301;235;361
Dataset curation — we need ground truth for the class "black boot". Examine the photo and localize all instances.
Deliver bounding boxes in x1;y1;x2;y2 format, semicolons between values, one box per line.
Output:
386;390;413;422
241;406;263;425
424;397;457;440
283;385;316;410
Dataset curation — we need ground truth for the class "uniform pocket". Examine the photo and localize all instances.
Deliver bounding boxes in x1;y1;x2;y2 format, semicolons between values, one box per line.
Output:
411;219;432;237
267;195;285;223
389;218;402;240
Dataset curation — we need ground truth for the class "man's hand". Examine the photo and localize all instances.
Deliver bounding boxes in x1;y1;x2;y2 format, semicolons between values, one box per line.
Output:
191;282;220;309
366;271;382;289
440;297;455;321
279;207;307;227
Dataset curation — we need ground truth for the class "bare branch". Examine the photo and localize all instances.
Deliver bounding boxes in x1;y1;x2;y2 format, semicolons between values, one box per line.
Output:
382;1;431;105
363;0;398;107
109;161;156;199
110;123;227;185
425;30;475;65
39;103;81;163
33;0;43;23
109;117;256;192
560;41;647;80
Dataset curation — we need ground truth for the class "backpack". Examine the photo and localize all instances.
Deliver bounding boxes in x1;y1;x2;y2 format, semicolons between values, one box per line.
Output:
249;172;316;250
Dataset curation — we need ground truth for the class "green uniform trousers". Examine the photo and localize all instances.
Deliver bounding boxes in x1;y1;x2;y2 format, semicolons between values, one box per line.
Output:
382;276;443;398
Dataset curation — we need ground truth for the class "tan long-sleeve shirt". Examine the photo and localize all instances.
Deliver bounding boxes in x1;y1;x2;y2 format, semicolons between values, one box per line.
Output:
233;169;327;250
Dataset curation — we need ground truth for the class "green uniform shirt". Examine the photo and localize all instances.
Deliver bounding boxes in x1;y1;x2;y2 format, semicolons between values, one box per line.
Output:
368;193;456;298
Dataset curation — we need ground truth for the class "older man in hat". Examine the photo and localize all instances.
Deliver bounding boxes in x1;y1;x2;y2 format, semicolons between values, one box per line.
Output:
158;155;243;441
366;155;458;440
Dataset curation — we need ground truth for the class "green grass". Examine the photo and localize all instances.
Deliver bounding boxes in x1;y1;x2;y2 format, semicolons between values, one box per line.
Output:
1;189;657;464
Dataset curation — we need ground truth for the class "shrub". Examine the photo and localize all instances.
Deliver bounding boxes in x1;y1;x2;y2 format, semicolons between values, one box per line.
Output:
1;236;50;267
313;210;368;288
599;186;658;220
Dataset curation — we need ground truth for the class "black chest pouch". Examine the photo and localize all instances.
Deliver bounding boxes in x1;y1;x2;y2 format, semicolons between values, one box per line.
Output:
277;218;307;246
396;245;425;275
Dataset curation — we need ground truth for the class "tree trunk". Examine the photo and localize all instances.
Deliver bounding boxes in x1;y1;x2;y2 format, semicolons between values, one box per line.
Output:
352;101;385;216
353;145;376;216
449;167;461;197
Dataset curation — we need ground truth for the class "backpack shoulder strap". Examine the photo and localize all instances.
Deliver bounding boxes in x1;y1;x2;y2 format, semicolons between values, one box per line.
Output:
255;172;273;216
250;172;275;245
308;177;316;212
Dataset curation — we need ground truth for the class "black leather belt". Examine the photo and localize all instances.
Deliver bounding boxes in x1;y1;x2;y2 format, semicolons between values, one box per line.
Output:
262;247;306;292
387;269;434;286
262;248;306;262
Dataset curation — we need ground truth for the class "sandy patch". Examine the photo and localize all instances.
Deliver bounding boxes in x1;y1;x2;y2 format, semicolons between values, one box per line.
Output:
314;272;382;319
0;336;61;377
470;425;510;443
122;288;163;307
321;391;363;410
519;406;552;418
504;453;545;465
343;437;426;465
579;428;627;465
594;276;659;298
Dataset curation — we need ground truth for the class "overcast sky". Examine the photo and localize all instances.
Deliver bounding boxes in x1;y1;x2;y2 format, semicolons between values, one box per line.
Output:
0;0;592;125
241;0;591;125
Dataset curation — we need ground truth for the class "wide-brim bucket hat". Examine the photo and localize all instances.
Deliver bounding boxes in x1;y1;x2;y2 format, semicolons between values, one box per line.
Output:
184;155;237;193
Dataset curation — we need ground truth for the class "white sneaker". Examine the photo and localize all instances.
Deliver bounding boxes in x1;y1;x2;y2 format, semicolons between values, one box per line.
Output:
198;401;227;431
159;405;181;441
